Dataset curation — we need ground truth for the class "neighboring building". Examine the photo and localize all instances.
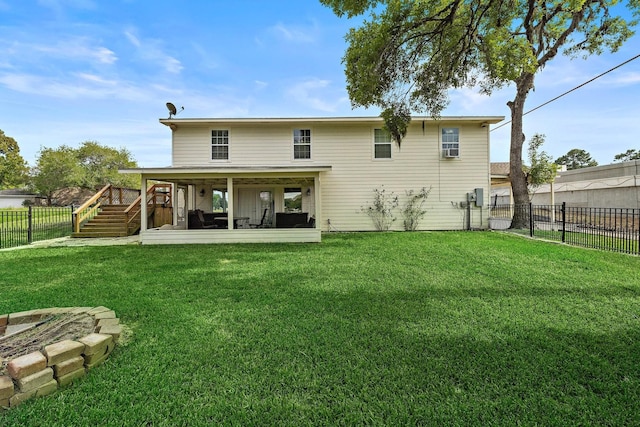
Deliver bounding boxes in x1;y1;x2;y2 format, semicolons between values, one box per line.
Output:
531;160;640;209
490;162;512;206
0;189;41;208
122;116;503;244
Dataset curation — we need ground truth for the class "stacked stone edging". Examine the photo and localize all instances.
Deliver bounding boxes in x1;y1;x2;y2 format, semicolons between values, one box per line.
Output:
0;306;122;410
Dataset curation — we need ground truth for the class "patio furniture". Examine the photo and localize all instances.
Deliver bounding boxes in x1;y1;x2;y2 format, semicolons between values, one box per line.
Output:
275;212;309;228
249;209;269;228
188;210;218;229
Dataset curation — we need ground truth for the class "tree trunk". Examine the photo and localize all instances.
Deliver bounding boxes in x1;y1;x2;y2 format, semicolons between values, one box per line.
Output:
508;73;535;229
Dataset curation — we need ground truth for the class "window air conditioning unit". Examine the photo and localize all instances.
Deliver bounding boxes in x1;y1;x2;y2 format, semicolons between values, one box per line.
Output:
443;148;460;158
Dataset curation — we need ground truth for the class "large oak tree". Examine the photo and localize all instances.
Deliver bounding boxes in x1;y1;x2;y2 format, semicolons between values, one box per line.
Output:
321;0;639;227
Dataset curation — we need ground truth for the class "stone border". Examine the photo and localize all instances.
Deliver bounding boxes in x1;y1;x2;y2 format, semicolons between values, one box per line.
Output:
0;306;122;410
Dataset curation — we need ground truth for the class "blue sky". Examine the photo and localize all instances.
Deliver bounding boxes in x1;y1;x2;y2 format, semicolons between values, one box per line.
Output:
1;0;639;168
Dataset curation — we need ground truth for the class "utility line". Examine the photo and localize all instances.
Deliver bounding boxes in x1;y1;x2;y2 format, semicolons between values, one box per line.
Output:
491;53;640;132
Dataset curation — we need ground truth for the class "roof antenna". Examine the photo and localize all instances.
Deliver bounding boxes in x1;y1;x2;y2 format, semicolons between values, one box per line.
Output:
166;102;184;119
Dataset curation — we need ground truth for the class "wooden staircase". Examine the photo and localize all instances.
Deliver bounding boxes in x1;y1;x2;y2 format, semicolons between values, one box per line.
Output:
72;204;139;238
72;184;171;238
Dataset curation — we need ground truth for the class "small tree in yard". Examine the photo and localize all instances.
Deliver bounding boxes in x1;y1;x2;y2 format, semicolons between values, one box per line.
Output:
361;187;398;231
526;134;557;198
402;187;432;231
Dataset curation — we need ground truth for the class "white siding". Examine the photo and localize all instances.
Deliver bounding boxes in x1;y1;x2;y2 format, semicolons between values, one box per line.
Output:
141;228;321;245
170;119;491;231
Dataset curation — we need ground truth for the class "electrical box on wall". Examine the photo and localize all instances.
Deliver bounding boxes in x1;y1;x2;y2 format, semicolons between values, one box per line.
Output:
474;188;484;207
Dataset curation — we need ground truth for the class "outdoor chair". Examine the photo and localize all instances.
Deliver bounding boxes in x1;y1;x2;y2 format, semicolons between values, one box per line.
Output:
249;208;268;228
195;210;218;229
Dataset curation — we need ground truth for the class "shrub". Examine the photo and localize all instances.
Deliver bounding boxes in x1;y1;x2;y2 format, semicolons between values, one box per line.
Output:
402;187;432;231
361;187;398;231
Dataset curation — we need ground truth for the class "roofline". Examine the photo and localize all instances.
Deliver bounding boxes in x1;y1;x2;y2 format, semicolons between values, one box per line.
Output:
159;116;505;126
120;165;333;174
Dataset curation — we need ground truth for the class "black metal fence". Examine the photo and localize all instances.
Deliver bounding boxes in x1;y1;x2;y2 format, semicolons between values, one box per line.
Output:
0;207;73;250
489;203;640;255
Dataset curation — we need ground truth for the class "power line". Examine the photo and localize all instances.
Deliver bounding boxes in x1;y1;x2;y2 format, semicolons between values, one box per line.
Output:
491;53;640;132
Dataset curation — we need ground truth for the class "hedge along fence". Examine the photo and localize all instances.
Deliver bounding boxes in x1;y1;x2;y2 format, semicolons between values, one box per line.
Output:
0;207;73;250
0;306;123;410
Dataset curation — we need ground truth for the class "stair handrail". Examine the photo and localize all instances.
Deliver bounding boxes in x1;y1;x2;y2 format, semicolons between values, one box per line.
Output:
72;184;112;233
123;184;173;232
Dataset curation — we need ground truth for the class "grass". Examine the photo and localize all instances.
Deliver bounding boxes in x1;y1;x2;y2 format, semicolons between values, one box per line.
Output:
1;232;639;426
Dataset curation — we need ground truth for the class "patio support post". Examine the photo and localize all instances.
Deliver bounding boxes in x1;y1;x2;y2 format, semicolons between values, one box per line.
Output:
141;176;148;233
172;183;178;225
314;174;321;230
227;177;234;230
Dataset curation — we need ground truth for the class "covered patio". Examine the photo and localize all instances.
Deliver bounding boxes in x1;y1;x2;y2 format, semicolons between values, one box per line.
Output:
120;165;330;244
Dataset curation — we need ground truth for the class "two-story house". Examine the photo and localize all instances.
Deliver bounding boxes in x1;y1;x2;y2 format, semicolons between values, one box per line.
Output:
122;116;502;244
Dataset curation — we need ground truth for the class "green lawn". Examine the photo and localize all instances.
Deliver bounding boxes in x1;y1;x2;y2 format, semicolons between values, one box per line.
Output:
1;232;639;426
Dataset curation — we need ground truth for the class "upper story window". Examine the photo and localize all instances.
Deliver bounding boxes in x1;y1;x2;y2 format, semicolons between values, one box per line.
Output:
293;129;311;159
441;128;460;158
211;130;229;160
374;128;392;159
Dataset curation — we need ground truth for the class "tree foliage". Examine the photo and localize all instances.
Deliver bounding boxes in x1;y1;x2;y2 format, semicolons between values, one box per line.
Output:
31;146;85;205
613;149;640;162
76;141;139;189
526;134;557;196
0;129;29;189
555;148;598;170
30;141;139;205
321;0;639;227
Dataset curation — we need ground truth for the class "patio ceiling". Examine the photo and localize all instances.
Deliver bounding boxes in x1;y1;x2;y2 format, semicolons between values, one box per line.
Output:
161;177;316;188
122;165;330;189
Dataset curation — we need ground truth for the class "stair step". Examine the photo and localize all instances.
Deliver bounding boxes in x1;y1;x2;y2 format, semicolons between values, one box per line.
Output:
96;211;128;216
84;226;128;231
100;206;128;211
74;190;150;237
87;218;127;224
72;231;129;238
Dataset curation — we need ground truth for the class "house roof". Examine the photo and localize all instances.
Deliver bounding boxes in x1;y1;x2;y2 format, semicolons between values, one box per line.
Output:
120;165;332;174
490;162;510;177
159;115;505;127
0;189;36;196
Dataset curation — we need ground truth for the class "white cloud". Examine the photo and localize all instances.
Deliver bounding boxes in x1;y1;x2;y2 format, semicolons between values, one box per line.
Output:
191;43;221;70
266;21;319;44
285;78;349;113
602;71;640;86
4;38;118;65
75;72;117;86
123;28;183;74
124;30;141;48
37;0;96;10
0;72;147;101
